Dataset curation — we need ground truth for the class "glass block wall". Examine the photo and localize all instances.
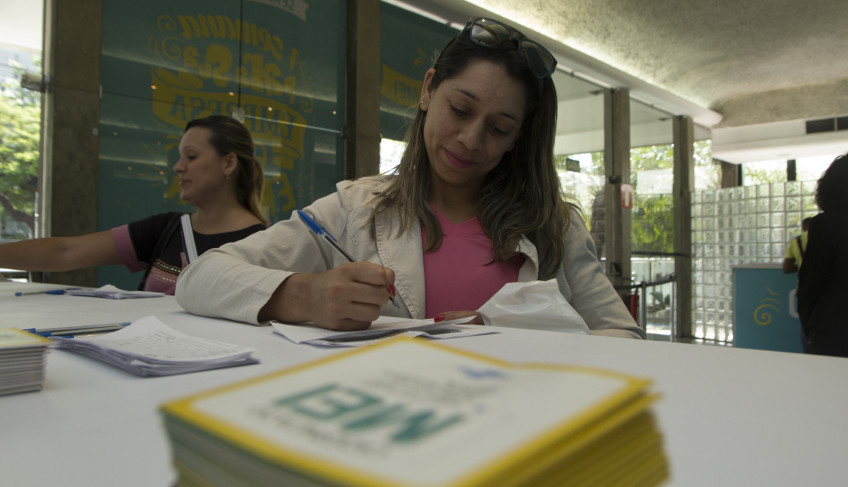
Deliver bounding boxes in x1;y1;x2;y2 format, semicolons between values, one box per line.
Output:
691;181;819;342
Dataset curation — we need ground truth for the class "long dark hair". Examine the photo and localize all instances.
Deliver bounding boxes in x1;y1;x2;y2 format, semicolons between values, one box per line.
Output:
186;115;268;225
369;24;572;279
815;153;848;212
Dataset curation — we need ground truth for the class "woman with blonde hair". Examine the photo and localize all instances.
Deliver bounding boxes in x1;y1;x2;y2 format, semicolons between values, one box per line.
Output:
0;114;267;294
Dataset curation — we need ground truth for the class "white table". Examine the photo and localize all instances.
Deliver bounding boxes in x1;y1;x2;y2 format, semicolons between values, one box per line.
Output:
0;280;74;297
1;294;846;486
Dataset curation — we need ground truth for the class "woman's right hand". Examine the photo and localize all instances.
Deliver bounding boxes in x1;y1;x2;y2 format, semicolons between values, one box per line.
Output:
259;262;396;331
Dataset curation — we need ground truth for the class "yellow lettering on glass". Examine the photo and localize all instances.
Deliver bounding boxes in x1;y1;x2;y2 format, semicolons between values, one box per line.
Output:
152;12;317;217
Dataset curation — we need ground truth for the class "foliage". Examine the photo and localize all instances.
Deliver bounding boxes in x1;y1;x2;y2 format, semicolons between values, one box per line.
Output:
742;162;785;186
629;141;716;254
628;145;674;254
632;194;674;253
0;61;40;237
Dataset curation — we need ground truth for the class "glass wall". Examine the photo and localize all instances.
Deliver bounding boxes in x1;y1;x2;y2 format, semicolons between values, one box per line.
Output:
691;181;819;342
552;74;606;252
379;2;457;152
625;103;720;337
629;102;673;259
0;2;43;243
690;153;834;343
557;149;605;255
98;0;346;289
627;101;674;335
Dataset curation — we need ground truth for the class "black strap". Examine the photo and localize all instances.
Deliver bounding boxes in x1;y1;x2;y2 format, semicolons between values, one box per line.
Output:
138;213;183;290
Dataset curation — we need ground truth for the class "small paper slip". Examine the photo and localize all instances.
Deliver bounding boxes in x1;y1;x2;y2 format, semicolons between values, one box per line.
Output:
52;316;258;377
66;284;165;299
271;316;496;347
0;328;52;396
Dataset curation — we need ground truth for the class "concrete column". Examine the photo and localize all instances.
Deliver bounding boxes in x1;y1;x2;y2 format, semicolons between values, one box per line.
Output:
345;0;382;179
673;116;694;338
41;0;102;287
603;88;631;293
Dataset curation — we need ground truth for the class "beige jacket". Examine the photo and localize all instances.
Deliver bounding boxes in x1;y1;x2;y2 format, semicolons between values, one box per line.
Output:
176;177;645;339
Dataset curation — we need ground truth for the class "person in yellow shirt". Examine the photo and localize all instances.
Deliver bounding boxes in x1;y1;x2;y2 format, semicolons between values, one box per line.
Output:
783;217;811;273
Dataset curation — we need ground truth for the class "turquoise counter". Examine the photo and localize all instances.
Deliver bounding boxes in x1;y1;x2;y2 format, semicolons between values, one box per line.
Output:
732;264;803;353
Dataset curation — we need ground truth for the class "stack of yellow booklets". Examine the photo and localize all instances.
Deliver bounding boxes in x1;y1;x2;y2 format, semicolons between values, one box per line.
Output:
161;337;668;487
0;328;52;396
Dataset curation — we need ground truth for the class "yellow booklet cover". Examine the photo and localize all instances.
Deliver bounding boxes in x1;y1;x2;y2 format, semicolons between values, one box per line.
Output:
161;337;667;487
0;328;53;349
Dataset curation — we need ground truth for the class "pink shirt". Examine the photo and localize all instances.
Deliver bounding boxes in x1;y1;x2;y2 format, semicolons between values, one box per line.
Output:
422;206;524;318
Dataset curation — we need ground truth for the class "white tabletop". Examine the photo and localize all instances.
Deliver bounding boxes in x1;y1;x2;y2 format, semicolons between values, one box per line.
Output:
0;280;74;297
1;293;846;486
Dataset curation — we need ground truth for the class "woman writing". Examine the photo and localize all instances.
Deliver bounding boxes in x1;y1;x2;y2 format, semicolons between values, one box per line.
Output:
176;18;643;339
0;114;267;294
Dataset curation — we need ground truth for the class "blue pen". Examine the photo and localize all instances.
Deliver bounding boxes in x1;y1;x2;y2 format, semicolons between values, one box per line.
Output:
297;210;396;305
15;287;82;297
23;322;131;337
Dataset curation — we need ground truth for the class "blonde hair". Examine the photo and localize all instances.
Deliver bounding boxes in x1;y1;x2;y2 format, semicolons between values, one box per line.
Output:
186;115;268;225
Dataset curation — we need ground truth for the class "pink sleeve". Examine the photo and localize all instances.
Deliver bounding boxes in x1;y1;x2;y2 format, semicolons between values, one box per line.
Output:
110;225;147;273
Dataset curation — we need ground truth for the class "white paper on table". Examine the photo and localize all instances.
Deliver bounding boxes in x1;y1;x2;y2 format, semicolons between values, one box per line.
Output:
271;316;496;347
66;284;165;300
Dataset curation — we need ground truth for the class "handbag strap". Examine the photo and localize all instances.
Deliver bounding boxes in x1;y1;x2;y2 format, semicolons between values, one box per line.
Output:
138;213;183;290
179;213;199;264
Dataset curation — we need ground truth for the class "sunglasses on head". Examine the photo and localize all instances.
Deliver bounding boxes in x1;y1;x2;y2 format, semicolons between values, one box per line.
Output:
461;17;557;80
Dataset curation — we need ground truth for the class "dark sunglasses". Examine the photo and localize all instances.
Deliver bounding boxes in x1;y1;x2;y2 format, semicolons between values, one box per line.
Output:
462;17;557;80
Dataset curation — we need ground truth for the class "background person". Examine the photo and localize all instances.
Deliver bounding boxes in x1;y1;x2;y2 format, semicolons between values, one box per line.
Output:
0;115;267;294
797;153;848;357
176;18;643;339
782;217;811;273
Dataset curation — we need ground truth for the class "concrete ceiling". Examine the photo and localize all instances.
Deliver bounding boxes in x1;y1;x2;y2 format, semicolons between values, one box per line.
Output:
395;0;848;163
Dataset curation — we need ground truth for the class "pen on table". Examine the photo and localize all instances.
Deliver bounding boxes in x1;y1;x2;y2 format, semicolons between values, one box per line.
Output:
50;332;112;339
15;287;82;296
297;210;397;305
23;322;131;337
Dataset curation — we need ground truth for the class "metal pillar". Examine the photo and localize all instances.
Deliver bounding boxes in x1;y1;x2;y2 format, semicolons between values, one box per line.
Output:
603;88;632;293
672;115;694;338
345;0;382;180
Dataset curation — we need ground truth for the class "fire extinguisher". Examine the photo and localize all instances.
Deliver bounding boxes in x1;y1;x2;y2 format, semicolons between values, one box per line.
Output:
628;293;639;322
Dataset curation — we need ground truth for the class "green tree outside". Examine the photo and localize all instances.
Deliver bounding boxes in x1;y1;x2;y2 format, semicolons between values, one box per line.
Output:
0;61;40;239
558;141;717;254
741;161;785;185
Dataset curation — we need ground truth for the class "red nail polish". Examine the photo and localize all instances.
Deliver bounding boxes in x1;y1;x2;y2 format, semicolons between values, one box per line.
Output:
434;313;445;322
388;283;397;297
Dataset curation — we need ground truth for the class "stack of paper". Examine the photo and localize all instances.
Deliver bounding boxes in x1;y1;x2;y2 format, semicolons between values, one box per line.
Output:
52;316;258;377
161;337;669;487
0;328;52;396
